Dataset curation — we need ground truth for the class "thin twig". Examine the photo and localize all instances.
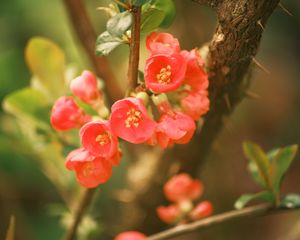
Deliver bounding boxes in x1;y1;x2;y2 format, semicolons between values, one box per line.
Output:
127;5;142;93
278;2;293;17
63;0;123;104
64;188;97;240
147;204;299;240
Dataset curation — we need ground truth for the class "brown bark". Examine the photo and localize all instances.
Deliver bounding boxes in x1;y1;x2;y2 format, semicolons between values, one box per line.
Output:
120;0;280;234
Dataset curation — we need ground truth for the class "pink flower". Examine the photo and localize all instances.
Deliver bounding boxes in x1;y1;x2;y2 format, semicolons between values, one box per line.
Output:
181;49;208;91
190;201;213;220
157;204;181;224
50;96;91;131
70;70;101;104
146;32;180;55
156;111;196;148
115;231;146;240
181;90;210;120
65;148;112;188
80;121;119;158
144;54;186;93
110;97;157;144
164;173;203;203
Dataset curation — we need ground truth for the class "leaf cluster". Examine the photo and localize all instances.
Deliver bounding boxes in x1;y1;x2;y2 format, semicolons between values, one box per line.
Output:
235;141;299;209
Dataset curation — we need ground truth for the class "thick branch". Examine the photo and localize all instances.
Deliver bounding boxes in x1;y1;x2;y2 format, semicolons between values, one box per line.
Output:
147;204;299;240
127;5;142;91
120;0;281;234
63;0;123;103
64;188;96;240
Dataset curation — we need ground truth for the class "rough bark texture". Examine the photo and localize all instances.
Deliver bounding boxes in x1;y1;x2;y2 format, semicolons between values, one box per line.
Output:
63;0;123;103
120;0;280;234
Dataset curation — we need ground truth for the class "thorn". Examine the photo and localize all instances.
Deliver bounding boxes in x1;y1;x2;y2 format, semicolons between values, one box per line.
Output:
245;90;261;100
224;94;231;111
257;20;265;31
278;3;293;17
252;57;271;75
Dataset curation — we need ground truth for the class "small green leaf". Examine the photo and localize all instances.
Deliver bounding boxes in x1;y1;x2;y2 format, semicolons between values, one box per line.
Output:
151;0;176;28
25;37;66;100
268;145;298;194
247;161;266;187
5;216;15;240
280;193;300;209
132;0;151;6
141;8;165;33
243;141;271;188
95;31;123;56
107;11;132;37
234;191;275;210
3;87;50;129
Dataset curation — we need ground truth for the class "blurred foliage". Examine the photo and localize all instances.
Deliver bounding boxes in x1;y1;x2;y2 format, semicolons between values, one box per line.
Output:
235;142;298;209
1;0;300;240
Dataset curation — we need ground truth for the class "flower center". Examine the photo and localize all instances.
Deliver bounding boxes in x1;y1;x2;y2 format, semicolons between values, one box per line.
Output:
156;65;172;84
96;132;111;146
125;108;142;128
82;162;94;177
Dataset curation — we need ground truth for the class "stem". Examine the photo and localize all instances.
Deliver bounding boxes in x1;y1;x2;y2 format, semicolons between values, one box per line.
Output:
64;188;97;240
127;5;141;93
63;0;123;104
147;204;299;240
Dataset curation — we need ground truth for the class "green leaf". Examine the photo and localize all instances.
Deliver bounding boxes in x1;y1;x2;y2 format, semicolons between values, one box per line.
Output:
243;141;270;188
106;11;132;37
3;87;50;129
247;161;266;187
268;145;298;194
5;216;15;240
141;8;165;33
280;193;300;209
234;191;275;210
132;0;151;6
25;37;66;100
95;31;124;56
151;0;176;28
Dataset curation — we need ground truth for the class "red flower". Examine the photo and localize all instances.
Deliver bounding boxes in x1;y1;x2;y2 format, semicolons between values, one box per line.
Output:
80;121;119;158
110;97;157;144
164;173;203;203
156;111;196;148
190;201;213;220
146;32;180;55
156;204;181;224
70;70;101;104
181;49;208;91
144;54;186;93
115;231;146;240
65;148;112;188
50;96;91;131
181;90;210;120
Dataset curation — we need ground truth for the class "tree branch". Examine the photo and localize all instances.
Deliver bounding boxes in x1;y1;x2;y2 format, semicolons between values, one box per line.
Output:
127;5;142;92
63;0;123;104
64;188;97;240
147;204;299;240
119;0;281;234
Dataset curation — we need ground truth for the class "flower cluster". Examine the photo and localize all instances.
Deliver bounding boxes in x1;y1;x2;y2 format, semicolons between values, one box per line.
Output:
157;173;213;224
50;32;209;188
50;70;122;188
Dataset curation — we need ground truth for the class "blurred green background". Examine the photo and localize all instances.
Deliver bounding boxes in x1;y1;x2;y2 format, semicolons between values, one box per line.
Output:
1;0;300;239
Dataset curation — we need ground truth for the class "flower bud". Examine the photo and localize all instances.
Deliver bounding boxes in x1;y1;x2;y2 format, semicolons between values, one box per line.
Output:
190;201;213;220
70;70;101;104
50;96;91;131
